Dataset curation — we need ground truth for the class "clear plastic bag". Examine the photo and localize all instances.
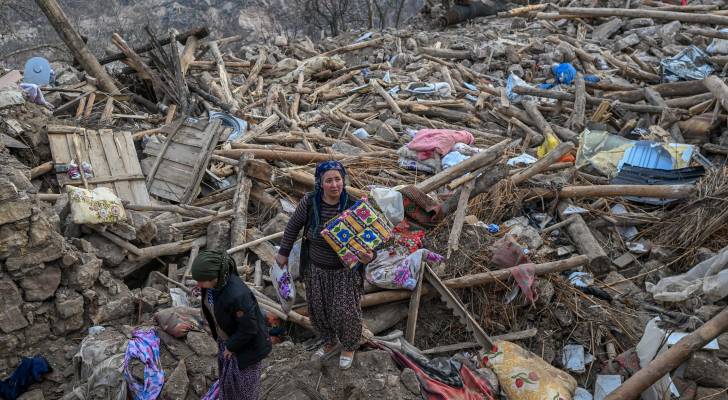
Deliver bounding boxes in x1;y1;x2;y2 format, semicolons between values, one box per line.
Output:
370;187;404;225
271;262;295;314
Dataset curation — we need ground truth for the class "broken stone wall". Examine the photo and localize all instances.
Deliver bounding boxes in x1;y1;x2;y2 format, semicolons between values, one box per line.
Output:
0;140;138;390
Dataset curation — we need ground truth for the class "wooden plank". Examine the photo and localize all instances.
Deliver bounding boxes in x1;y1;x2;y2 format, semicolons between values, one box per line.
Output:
85;130;114;191
99;129;134;202
140;158;191;188
230;154;252;266
405;265;425;343
149;179;186;202
181;120;223;203
64;174;145;186
145;118;184;189
143;140;202;166
141;156;193;177
117;131;151;205
170;126;209;146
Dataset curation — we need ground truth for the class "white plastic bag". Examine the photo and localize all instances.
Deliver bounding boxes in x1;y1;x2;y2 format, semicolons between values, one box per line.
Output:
646;245;728;303
370;187;404;225
635;318;677;400
270;262;295;314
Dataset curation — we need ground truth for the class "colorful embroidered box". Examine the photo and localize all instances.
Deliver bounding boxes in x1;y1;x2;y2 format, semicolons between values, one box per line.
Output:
321;199;393;268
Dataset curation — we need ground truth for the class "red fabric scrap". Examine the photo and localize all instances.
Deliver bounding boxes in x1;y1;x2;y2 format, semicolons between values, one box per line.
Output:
389;350;495;400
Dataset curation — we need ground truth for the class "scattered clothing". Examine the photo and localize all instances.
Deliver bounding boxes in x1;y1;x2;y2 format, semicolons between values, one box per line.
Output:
511;263;538;304
442;151;470;170
407;129;474;160
305;263;364;351
19;83;53;109
388;349;495;400
399;185;441;227
490;237;530;269
367;248;443;290
122;329;164;400
0;356;51;400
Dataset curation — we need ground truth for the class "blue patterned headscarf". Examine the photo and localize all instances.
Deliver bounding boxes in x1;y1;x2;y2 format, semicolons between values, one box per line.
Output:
311;161;349;238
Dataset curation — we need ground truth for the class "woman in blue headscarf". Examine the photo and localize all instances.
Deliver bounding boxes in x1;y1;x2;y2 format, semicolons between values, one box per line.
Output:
276;161;374;370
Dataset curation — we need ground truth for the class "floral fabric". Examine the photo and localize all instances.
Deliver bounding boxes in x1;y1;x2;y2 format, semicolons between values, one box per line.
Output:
481;341;576;400
320;199;393;268
67;186;126;224
122;328;164;400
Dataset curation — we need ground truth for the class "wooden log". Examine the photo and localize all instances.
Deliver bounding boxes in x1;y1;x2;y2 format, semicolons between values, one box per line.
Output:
310;70;358;101
227;231;284;255
419;47;474;60
99;96;114;123
604;81;708;103
523;184;695;199
98;27;208;65
441;165;509;216
37;193;62;202
570;73;586;131
509;117;544;145
405;264;425;343
558;202;610;275
30;161;54;180
123;202;207;218
704;76;728;114
361;255;588;307
664;92;713;109
179;35;198;76
422;328;539;355
214;148;345;164
703;143;728;155
230;154;252;266
370;79;402;115
601;51;661;83
234;48;267;97
687;27;728;41
401;113;505;141
510;142;575;185
513;86;683;115
171;209;234;229
35;0;119;93
447;180;474;258
604;307;728;400
409;104;478;124
415;139;516;194
320;37;384;56
558;7;728;25
208;41;237;111
524;100;576;142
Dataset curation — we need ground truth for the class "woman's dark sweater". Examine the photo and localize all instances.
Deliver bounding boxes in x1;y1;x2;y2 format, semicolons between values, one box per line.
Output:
278;195;344;269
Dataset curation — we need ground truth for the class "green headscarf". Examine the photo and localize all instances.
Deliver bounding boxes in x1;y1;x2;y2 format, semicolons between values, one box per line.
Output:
191;250;237;290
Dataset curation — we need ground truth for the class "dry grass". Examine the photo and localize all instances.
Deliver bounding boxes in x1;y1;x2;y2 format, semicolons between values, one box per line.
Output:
642;166;728;267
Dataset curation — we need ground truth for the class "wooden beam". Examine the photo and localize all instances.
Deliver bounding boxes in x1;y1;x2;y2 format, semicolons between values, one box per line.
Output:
230;154;252;266
35;0;119;93
416;139;516;193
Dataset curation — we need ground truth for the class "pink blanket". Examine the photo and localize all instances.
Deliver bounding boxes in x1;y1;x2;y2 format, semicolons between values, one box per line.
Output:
407;129;474;160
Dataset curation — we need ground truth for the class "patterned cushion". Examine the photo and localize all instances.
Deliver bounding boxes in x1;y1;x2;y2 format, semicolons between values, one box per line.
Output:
321;199;393;268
